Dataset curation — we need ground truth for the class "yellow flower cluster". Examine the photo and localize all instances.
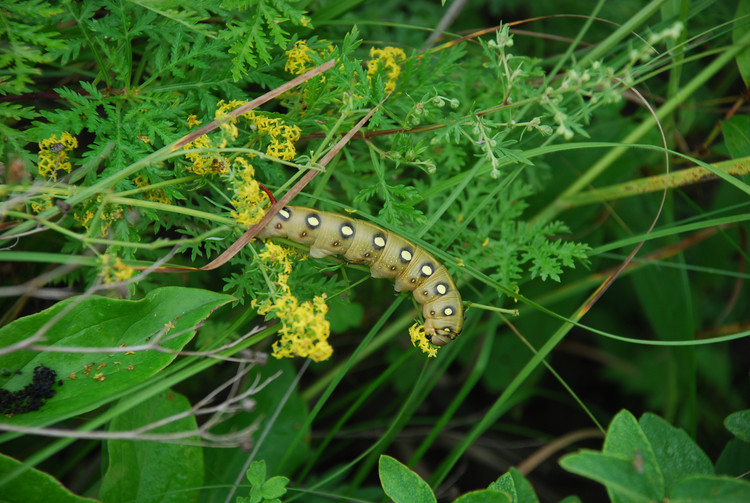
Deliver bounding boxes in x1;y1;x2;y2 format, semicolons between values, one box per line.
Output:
182;132;229;176
367;47;407;93
252;242;333;362
206;100;302;162
134;175;171;205
284;40;333;75
74;195;123;236
31;195;53;213
409;322;439;358
37;132;78;181
243;108;301;162
230;157;268;227
99;254;135;284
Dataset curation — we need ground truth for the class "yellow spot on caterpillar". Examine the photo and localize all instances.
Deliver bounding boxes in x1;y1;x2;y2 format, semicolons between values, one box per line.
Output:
341;225;354;236
436;283;448;295
275;223;282;229
374;236;386;248
401;249;413;261
307;216;320;226
444;307;454;316
421;264;433;276
279;208;290;219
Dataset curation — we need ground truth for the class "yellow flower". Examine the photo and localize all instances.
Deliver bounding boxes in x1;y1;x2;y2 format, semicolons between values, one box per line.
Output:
409;322;438;357
99;254;135;284
74;195;123;236
187;114;202;128
134;175;171;205
182;132;228;176
285;41;315;75
230;157;269;226
367;47;407;93
37;132;78;181
31;195;53;213
253;243;333;362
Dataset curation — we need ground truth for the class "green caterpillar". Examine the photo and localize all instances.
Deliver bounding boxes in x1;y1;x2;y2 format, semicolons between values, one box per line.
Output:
258;206;463;346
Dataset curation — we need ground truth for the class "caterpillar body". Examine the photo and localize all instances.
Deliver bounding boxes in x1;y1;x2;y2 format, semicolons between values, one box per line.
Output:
258;206;463;346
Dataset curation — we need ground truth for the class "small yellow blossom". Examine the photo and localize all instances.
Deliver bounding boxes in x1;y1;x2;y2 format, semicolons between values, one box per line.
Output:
187;114;202;128
182;133;228;176
252;243;333;362
74;195;123;236
37;132;78;181
285;41;315;75
99;254;135;284
367;47;407;93
409;322;438;357
230;157;268;227
31;195;53;213
134;175;171;205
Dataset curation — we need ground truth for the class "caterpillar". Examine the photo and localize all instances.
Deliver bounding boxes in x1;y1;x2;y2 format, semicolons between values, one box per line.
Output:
258;206;463;346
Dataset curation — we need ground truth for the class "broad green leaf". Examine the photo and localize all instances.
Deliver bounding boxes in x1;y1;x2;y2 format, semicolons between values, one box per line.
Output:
454;489;512;503
489;467;539;503
670;474;750;502
378;455;436;503
725;410;750;442
261;476;289;498
603;410;664;501
0;452;97;502
559;451;659;503
722;117;750;159
99;390;203;503
716;439;750;477
640;412;713;491
246;460;267;486
0;287;234;425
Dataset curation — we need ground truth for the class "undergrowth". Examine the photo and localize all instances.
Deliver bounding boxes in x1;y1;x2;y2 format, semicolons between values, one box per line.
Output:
1;0;749;502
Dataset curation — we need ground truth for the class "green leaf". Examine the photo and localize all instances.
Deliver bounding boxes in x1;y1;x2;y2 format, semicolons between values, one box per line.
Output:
722;116;750;159
725;410;750;442
246;460;267;486
670;475;750;502
560;410;664;503
0;287;235;425
261;476;289;499
640;412;714;491
716;439;750;478
453;489;512;503
559;451;658;503
488;467;539;503
99;390;203;503
602;411;664;501
0;452;98;503
378;455;436;503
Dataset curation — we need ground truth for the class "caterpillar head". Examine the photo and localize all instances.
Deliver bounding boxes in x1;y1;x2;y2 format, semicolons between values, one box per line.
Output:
425;324;459;347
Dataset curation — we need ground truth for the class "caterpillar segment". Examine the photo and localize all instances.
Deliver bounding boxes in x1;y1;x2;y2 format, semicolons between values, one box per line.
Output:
257;206;464;346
